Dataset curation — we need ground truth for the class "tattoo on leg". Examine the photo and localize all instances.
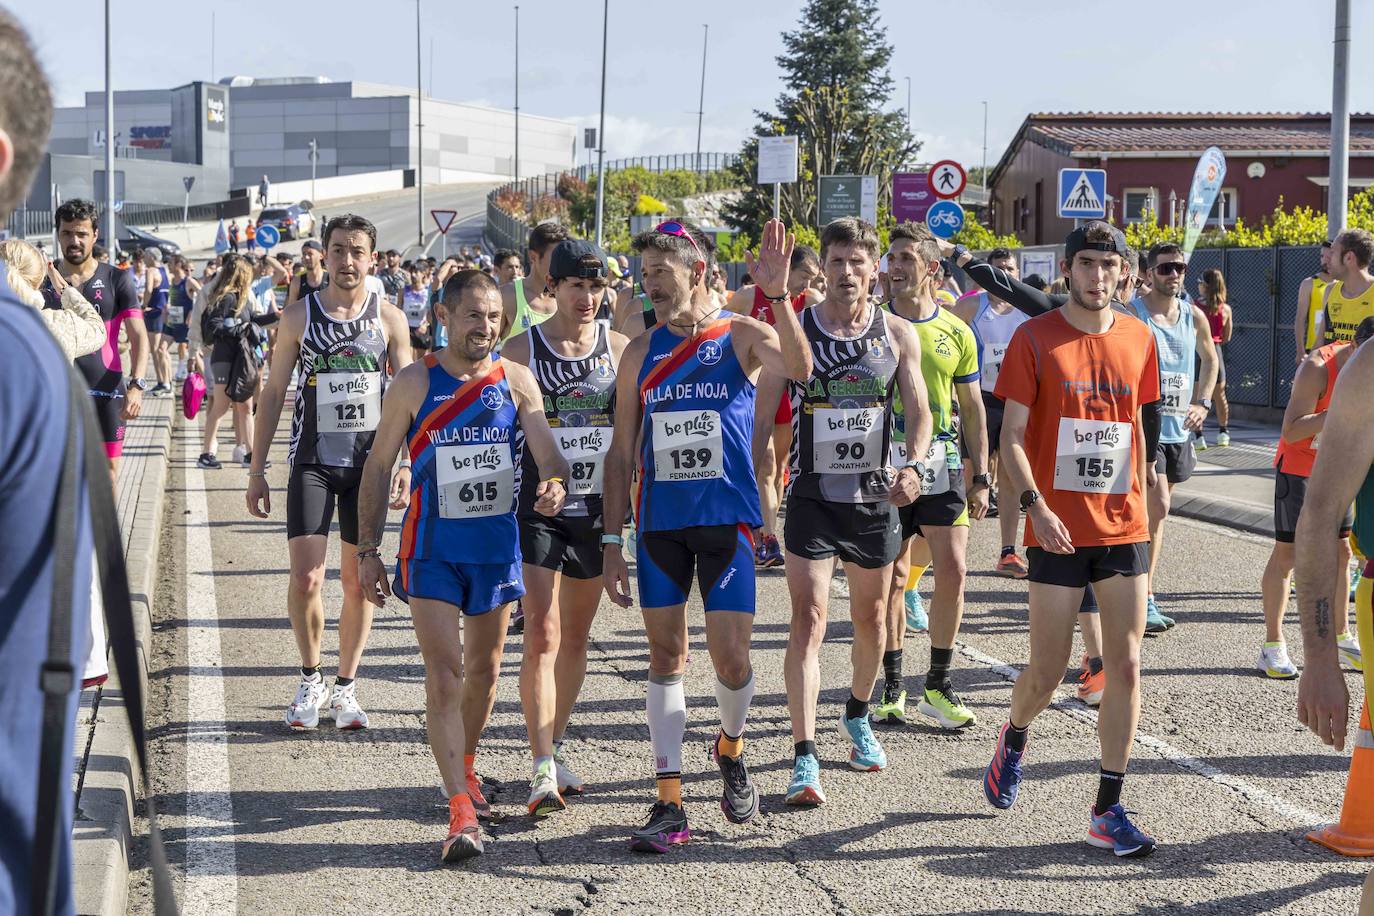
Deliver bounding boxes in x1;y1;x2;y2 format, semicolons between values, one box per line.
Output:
1315;597;1332;639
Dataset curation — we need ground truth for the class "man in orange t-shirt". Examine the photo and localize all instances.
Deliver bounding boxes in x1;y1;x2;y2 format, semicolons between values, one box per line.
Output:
981;221;1163;859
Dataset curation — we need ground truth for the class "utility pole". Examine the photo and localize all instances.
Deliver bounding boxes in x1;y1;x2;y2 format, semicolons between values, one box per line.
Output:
1329;0;1352;238
981;101;989;191
210;10;215;84
514;5;520;182
905;76;912;132
593;0;609;245
415;0;424;247
309;138;319;205
694;25;708;174
104;0;116;253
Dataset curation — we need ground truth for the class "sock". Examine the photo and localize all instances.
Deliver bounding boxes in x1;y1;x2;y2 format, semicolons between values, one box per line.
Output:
301;664;321;680
1219;426;1228;433
882;649;903;701
794;740;818;761
926;646;954;693
533;755;554;779
906;563;928;592
1004;721;1029;752
334;675;354;688
1094;768;1125;814
552;736;565;758
1088;656;1104;676
647;672;686;789
844;693;868;721
713;673;754;753
656;774;683;806
1000;545;1016;558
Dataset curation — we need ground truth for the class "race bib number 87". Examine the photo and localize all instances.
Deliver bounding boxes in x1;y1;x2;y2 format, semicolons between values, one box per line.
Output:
1053;418;1132;495
556;426;610;496
436;443;514;518
652;409;724;481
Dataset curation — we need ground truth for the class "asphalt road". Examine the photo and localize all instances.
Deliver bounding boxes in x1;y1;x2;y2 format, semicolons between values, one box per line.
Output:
130;401;1371;915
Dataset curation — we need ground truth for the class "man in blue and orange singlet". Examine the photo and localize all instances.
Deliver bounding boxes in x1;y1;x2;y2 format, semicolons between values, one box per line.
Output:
356;269;570;863
600;218;811;853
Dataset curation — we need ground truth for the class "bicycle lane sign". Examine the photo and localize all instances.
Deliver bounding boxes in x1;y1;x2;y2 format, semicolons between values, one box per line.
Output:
925;200;966;239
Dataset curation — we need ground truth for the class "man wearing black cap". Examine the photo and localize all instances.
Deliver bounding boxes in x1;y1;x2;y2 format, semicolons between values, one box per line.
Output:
287;239;329;305
502;239;630;817
979;221;1163;858
379;249;407;305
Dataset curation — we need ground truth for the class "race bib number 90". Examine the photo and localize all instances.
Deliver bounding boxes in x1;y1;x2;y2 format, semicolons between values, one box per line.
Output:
1054;418;1132;495
556;426;610;496
316;372;382;433
435;443;514;518
812;407;883;474
652;409;724;481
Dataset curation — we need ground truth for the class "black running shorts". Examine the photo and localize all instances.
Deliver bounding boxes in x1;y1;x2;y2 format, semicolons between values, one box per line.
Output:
784;493;901;568
1154;440;1197;485
1274;469;1353;543
1026;542;1149;589
286;463;365;543
520;513;604;579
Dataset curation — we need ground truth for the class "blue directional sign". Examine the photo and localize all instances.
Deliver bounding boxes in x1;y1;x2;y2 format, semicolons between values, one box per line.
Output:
1058;168;1107;219
925;199;966;239
255;224;280;249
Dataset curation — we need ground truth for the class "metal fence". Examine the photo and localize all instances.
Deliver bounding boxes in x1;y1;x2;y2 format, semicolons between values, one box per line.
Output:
6;196;252;241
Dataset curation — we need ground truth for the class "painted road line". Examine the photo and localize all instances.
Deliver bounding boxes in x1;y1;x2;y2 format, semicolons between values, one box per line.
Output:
182;440;240;914
957;642;1328;827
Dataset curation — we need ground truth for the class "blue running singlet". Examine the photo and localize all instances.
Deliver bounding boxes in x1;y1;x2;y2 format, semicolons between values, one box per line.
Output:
1128;296;1196;444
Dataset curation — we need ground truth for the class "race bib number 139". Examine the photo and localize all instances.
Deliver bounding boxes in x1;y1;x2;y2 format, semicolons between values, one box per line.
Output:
652;410;724;481
1053;418;1132;495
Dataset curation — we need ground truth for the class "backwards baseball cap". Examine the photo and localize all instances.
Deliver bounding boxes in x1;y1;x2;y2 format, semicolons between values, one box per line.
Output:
301;239;323;253
1064;220;1128;260
547;239;609;280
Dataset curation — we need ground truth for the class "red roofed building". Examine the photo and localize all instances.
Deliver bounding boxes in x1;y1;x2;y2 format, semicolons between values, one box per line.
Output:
987;112;1374;245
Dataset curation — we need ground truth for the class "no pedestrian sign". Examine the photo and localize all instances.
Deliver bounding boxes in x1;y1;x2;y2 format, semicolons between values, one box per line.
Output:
928;160;966;200
431;209;458;234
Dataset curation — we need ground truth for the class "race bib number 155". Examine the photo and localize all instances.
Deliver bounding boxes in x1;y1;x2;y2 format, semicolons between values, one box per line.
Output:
1053;418;1132;495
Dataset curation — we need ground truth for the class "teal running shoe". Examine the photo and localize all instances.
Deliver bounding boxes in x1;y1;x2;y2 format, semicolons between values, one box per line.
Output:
905;588;928;633
785;754;826;806
840;712;888;771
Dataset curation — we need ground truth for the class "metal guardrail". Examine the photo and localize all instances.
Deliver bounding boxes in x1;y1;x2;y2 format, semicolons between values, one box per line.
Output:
6;197;252;241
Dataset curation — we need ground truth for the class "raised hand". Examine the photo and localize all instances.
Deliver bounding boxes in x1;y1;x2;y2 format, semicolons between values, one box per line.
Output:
744;218;796;301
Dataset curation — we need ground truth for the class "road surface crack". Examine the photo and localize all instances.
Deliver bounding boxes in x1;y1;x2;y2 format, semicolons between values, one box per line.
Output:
777;841;850;915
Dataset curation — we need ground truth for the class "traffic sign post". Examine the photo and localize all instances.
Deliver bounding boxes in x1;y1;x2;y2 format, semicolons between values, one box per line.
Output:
255;224;280;250
817;175;877;227
928;160;967;200
925;199;966;239
182;175;195;225
757;136;799;220
431;209;458;260
1057;168;1108;219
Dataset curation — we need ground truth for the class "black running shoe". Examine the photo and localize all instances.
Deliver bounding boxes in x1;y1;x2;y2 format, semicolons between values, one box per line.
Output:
197;452;222;469
712;744;760;824
629;801;689;853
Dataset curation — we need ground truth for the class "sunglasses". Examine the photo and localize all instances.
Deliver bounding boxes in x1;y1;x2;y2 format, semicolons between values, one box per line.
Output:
1153;261;1187;276
655;220;704;262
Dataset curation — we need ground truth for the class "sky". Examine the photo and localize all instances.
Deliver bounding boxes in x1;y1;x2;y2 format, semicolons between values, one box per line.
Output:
10;0;1374;173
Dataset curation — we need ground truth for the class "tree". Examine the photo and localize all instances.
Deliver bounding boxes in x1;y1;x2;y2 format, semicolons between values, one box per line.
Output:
723;0;918;241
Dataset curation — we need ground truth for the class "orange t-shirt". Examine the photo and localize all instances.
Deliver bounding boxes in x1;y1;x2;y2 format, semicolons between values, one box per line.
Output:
993;308;1161;548
1274;341;1345;478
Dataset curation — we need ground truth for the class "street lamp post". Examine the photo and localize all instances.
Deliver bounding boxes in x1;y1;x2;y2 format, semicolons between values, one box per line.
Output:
514;5;520;183
981;101;989;191
1329;0;1352;238
905;76;911;133
416;0;424;247
104;0;116;253
593;0;609;245
694;24;708;174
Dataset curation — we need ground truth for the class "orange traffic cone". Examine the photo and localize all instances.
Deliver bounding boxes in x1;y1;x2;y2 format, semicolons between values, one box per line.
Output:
1309;699;1374;856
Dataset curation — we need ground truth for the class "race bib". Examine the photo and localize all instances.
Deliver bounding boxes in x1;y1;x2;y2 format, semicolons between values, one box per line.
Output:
1159;371;1190;420
652;409;724;481
556;426;610;496
982;343;1008;391
315;372;382;434
435;443;514;518
166;305;185;326
1054;418;1132;494
812;407;883;474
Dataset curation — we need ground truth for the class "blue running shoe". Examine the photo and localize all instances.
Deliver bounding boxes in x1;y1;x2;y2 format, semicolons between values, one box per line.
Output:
840;712;887;771
983;722;1025;810
1087;804;1156;857
1144;595;1169;634
785;754;826;806
905;588;928;633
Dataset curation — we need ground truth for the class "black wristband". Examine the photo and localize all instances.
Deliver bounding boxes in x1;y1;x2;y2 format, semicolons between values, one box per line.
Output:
761;291;789;302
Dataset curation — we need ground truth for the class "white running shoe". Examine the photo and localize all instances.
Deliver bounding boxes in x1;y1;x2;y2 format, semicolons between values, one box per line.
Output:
554;751;584;796
329;682;370;730
527;765;566;817
231;444;248;465
1338;631;1364;672
1256;642;1298;680
285;674;330;728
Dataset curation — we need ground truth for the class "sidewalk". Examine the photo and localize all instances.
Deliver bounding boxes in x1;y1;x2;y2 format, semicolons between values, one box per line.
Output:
72;394;175;916
1169;418;1277;537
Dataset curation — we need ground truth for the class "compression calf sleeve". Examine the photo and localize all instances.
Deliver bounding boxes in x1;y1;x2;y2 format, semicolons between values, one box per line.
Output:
647;672;686;781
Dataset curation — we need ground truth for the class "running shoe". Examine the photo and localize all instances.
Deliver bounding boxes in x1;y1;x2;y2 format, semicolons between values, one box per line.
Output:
527;763;566;817
1144;596;1170;634
1087;804;1156;858
629;801;689;853
1256;642;1298;679
995;552;1030;579
755;534;784;568
150;383;172;396
1216;432;1231;448
510;601;525;634
1338;631;1364;672
441;794;483;862
1076;667;1105;706
1196;434;1209;451
986;490;999;519
917;683;977;729
905;589;928;633
329;682;369;730
231;444;247;465
871;688;907;724
840;711;887;771
712;743;760;824
196;452;222;470
285;674;329;729
1351;566;1361;602
554;750;584;796
785;754;826;806
467;772;492;820
982;722;1025;809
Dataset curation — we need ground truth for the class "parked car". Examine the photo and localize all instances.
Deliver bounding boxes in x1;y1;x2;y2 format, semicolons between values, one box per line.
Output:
116;225;180;258
256;203;315;240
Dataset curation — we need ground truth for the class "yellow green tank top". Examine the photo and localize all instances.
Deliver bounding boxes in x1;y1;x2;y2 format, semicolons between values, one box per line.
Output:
1306;275;1327;351
506;276;555;342
1324;278;1374;344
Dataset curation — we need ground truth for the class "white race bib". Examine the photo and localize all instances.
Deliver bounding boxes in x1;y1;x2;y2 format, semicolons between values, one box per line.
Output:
315;372;382;433
556;426;610;496
1054;418;1132;494
166;305;185;325
435;443;514;518
812;407;883;474
652;410;724;481
982;343;1009;391
918;439;957;497
1159;371;1190;420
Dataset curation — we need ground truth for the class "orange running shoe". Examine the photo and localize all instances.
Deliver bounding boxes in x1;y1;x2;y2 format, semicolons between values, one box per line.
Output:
1076;655;1105;707
995;553;1029;579
466;771;492;820
441;794;483;862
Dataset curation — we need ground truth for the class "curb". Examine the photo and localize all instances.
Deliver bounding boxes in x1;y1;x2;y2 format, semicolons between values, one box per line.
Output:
1169;489;1272;538
73;396;174;916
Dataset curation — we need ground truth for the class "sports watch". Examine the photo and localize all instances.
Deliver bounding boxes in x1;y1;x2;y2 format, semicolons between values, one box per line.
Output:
971;473;992;490
1019;489;1042;512
128;377;148;391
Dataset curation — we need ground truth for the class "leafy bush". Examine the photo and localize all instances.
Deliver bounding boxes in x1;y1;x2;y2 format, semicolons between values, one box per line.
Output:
951;214;1020;251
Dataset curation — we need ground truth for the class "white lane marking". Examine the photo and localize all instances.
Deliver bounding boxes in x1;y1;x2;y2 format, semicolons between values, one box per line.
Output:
182;443;240;912
957;643;1328;827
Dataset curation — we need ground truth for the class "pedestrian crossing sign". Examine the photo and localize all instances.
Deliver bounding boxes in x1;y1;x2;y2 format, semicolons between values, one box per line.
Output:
1058;168;1107;219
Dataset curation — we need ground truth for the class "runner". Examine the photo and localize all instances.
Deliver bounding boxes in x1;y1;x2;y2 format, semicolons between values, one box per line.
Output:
764;216;932;806
43;198;149;476
1294;240;1334;361
139;248;173;394
401;263;434;356
502;221;569;342
873;222;988;729
981;221;1161;858
245;214;413;733
193;256;271;469
287;238;328;305
501;239;629;816
952;247;1031;580
355;268;570;861
1318;228;1374;345
379;248;407;304
166;256;200;381
493;248;523;285
1193;269;1232;450
726;244;823;567
1129;242;1219;634
1258;320;1372;677
613;279;659;338
600;218;810;851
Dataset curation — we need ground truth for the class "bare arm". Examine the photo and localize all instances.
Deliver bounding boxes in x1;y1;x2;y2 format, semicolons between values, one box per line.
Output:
954;380;988;478
1315;285;1334;346
752;370;787;473
506;361;570;514
264;255;289;286
1186;305;1220;433
726;284;756;316
1220;303;1233;344
1280;355;1330;445
247;303;305;480
600;337;648;607
739;220;812;381
892;320;932;465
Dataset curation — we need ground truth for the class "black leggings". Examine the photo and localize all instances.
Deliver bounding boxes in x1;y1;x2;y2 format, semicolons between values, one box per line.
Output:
286;463;364;542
